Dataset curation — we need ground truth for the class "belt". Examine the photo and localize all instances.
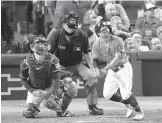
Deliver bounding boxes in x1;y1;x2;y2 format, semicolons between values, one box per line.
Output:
113;64;124;72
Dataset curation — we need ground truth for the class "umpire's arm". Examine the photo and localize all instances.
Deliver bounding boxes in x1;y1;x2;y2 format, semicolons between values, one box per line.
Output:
47;29;59;54
91;39;100;69
82;32;95;71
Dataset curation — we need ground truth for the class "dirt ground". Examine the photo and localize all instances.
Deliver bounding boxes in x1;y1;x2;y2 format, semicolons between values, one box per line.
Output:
1;97;162;123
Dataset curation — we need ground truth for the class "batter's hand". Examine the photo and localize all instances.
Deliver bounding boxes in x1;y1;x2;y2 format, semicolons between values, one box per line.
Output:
32;90;47;97
100;68;107;76
95;68;101;77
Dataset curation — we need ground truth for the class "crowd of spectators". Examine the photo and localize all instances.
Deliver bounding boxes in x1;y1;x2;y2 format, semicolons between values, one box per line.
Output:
1;0;162;54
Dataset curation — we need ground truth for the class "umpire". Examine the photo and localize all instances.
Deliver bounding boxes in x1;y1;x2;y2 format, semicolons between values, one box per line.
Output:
47;12;104;115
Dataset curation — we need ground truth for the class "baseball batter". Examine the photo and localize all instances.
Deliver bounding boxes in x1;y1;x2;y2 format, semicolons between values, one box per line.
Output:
19;35;77;118
92;21;144;121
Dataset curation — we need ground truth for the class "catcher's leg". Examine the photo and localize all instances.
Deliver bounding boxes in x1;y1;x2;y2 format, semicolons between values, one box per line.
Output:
23;91;45;118
77;63;103;115
23;103;40;118
57;77;78;117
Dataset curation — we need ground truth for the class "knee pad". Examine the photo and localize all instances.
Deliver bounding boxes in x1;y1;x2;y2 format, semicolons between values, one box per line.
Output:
23;103;40;118
66;81;78;98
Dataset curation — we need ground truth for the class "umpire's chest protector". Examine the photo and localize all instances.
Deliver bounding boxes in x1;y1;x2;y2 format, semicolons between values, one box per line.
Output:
56;31;84;67
26;55;52;89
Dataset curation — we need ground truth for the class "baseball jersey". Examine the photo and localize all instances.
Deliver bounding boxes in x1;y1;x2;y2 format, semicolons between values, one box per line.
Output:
92;35;128;68
47;28;89;67
19;53;60;91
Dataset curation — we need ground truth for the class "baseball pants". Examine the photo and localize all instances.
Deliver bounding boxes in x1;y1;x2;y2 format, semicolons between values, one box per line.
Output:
103;61;133;100
60;62;98;105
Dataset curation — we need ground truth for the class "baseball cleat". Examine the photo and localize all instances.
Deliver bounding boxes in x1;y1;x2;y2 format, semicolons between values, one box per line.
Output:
126;104;134;118
133;110;144;121
94;105;104;111
57;110;74;117
89;107;104;115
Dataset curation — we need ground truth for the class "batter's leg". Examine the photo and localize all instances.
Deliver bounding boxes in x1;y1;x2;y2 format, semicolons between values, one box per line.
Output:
116;62;144;120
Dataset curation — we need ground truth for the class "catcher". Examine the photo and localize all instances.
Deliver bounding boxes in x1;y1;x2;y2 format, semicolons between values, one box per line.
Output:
19;35;77;118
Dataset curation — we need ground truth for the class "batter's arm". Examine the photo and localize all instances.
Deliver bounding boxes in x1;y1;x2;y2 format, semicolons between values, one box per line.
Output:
103;54;120;71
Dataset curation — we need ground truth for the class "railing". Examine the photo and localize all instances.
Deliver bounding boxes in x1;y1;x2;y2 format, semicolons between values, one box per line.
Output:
1;51;162;100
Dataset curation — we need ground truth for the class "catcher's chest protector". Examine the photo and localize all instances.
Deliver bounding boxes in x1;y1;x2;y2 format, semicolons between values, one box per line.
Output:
27;55;52;89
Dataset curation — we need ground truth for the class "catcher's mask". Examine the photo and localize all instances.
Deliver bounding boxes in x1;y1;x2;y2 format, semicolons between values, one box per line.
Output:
95;20;113;37
27;35;48;55
62;12;79;29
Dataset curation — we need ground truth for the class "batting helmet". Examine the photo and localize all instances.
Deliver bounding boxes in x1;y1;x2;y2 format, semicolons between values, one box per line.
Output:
95;20;113;37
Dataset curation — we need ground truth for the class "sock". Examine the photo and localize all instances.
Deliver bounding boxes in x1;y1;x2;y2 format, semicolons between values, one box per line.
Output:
124;95;141;112
109;93;128;105
89;105;95;110
134;105;142;112
61;93;72;112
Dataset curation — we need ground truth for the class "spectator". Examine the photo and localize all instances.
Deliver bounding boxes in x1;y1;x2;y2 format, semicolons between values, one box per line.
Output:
104;3;116;21
138;0;162;21
124;38;138;61
124;38;137;52
46;0;92;29
135;2;161;29
45;21;53;37
150;38;162;50
33;0;45;36
1;40;10;54
110;16;130;40
131;30;150;51
82;9;103;47
97;0;130;30
14;22;25;45
44;1;57;29
157;26;162;43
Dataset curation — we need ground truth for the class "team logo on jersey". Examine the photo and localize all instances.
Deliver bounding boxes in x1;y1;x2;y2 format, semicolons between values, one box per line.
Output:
59;45;66;49
36;66;44;70
74;46;81;51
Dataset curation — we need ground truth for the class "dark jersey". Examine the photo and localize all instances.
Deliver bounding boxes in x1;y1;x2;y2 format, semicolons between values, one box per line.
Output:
19;53;60;91
47;28;89;67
